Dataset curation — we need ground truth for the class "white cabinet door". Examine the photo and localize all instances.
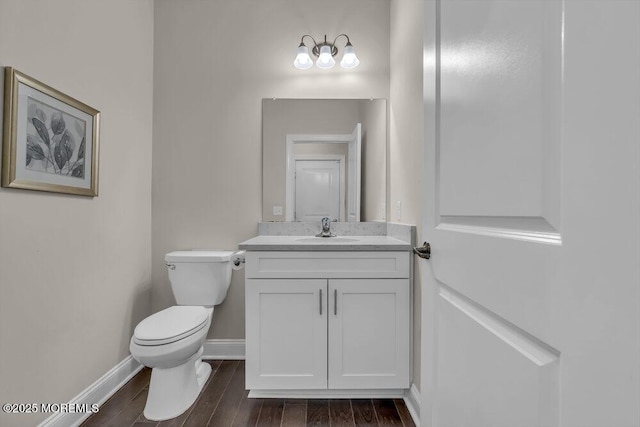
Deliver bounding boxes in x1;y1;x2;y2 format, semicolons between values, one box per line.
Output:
245;279;327;389
328;279;410;389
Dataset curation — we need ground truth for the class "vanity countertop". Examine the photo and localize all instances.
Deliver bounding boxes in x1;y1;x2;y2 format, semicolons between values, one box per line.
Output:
238;235;412;251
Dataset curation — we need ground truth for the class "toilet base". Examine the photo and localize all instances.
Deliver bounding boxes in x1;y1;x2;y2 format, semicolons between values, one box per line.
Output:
143;347;212;421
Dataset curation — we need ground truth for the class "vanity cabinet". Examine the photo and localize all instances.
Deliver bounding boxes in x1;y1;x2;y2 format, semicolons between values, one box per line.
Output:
245;251;410;393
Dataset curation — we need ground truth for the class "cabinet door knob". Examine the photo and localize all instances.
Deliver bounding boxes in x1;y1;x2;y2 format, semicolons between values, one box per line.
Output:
413;242;431;259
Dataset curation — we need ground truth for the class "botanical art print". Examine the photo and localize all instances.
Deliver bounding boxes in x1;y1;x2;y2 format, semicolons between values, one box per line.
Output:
2;67;100;196
26;97;86;179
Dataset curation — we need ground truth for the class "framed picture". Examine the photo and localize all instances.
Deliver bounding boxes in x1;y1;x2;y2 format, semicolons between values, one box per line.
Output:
2;67;100;196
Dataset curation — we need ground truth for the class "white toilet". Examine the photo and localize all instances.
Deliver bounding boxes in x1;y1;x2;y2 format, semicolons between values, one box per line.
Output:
130;250;240;421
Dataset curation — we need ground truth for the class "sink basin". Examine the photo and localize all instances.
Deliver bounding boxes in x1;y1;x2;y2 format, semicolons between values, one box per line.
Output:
295;237;360;243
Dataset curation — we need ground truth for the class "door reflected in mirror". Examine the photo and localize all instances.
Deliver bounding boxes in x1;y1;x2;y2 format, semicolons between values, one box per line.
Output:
262;99;387;222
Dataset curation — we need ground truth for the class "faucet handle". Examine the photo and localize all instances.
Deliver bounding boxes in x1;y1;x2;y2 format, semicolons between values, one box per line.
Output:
316;217;336;237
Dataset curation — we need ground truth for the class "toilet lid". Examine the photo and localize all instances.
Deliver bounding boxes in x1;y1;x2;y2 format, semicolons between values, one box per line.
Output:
133;306;209;345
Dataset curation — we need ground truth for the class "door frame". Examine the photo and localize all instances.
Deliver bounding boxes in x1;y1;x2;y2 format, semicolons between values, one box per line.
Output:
293;155;346;222
285;133;354;221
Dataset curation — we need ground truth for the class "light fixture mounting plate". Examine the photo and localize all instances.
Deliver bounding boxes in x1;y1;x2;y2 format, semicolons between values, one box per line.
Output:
311;44;338;57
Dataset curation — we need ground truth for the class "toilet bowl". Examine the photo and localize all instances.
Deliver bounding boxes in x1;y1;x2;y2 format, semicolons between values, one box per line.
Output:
129;250;242;421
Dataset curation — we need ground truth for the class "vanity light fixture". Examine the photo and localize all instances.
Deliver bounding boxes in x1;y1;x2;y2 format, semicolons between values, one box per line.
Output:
294;34;360;70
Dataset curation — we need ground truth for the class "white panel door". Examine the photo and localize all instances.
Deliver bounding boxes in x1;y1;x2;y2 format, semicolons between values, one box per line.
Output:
328;279;410;389
245;279;327;390
295;160;341;221
421;1;639;427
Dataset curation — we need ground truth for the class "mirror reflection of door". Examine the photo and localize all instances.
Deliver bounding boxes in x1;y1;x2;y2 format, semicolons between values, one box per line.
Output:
262;99;386;223
285;123;361;222
294;159;344;221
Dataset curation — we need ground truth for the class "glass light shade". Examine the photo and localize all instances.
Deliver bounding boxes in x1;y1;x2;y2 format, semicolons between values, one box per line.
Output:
316;45;336;69
293;45;313;70
340;44;360;69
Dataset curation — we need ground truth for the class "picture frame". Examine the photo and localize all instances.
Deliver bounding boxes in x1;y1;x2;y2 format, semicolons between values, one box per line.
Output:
2;67;100;196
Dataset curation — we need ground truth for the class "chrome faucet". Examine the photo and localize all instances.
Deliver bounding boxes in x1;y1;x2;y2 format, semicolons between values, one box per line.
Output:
316;217;336;237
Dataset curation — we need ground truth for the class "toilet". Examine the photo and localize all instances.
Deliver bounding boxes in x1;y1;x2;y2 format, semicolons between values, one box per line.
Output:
129;250;241;421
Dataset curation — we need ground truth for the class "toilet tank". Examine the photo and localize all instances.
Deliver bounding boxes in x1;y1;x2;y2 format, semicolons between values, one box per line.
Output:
165;250;234;306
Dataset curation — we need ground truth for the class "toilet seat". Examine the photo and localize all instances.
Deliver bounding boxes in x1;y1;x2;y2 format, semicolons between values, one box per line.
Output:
133;306;210;346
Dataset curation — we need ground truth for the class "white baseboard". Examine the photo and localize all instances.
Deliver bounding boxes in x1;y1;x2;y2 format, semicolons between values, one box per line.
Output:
202;339;245;360
38;355;143;427
403;383;421;427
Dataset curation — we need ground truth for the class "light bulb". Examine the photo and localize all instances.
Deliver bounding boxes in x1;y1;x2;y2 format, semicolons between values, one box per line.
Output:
340;43;360;69
293;44;313;70
316;45;335;69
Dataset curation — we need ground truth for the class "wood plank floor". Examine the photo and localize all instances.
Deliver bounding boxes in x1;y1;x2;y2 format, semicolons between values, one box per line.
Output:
81;360;416;427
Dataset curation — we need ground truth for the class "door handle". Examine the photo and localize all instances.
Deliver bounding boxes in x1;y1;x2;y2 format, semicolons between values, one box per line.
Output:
334;289;337;315
413;242;431;259
319;289;323;315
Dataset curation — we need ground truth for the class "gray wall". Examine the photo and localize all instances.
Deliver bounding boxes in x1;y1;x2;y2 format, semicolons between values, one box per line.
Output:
153;0;391;340
0;1;154;425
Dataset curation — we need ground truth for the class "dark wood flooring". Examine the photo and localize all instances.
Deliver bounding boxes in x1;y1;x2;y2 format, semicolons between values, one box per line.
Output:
81;360;416;427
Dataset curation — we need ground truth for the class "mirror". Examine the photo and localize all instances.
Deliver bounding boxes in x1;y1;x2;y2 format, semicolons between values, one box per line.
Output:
262;98;387;222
